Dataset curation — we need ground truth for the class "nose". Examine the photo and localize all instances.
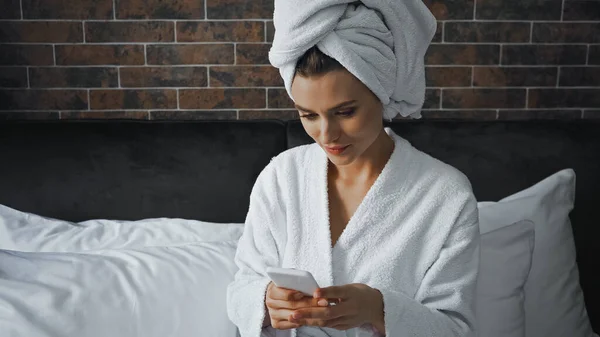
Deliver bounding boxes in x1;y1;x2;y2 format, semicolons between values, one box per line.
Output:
319;117;339;145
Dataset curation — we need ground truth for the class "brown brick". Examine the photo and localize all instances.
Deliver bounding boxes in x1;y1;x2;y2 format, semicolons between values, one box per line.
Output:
147;44;233;65
563;1;600;21
426;44;500;65
498;110;582;120
583;110;600;119
210;66;282;87
445;22;530;43
177;22;264;42
0;89;87;110
61;111;149;119
268;88;293;109
590;46;600;65
528;89;600;108
85;22;174;43
425;67;471;87
266;21;275;43
206;0;273;19
120;67;208;87
432;23;443;43
116;0;205;19
0;22;82;43
236;44;271;65
421;110;497;120
238;110;297;120
476;0;562;20
150;110;237;120
180;88;265;109
502;45;587;65
0;45;54;65
423;0;474;20
559;67;600;87
424;89;441;109
23;0;112;19
442;89;526;109
0;67;28;88
30;67;118;88
473;67;557;87
0;111;60;120
533;23;600;43
0;0;21;19
56;45;145;65
91;89;177;109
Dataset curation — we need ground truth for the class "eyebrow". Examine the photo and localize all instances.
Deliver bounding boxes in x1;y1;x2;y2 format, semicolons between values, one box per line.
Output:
294;100;357;113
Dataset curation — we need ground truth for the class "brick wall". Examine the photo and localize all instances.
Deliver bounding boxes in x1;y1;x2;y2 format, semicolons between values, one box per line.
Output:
0;0;598;121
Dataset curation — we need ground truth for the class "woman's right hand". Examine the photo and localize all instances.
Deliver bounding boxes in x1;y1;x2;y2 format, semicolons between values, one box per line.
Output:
264;281;321;330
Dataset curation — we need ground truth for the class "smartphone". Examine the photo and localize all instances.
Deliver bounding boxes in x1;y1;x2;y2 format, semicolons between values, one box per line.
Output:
266;267;320;297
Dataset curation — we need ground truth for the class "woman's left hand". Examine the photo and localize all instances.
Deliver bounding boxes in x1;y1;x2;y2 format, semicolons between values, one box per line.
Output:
288;283;385;332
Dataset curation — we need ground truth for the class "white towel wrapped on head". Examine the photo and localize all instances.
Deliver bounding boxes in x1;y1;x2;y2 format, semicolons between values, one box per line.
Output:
268;0;437;120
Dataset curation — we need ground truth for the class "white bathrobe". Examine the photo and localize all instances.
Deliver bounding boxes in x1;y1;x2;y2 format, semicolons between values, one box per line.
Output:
226;127;480;337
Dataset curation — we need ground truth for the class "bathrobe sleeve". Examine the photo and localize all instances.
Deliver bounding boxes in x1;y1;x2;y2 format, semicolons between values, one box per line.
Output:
226;160;286;337
377;193;480;337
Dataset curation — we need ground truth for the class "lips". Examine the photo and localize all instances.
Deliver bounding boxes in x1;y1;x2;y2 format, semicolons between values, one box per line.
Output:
324;145;350;155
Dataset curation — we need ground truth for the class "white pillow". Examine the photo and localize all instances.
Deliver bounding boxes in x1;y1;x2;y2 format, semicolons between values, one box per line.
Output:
0;240;240;337
478;169;595;337
497;169;594;337
0;204;244;252
475;216;534;337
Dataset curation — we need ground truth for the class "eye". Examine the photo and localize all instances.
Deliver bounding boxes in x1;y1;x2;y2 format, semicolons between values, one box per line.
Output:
338;109;355;117
299;113;318;120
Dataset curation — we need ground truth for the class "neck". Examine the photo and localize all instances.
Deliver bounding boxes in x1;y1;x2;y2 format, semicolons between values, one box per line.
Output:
329;128;395;184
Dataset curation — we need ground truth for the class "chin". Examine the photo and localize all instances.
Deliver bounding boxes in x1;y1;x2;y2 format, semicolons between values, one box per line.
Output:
326;154;355;166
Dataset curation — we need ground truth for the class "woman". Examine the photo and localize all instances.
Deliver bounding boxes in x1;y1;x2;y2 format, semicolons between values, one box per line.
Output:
226;1;479;337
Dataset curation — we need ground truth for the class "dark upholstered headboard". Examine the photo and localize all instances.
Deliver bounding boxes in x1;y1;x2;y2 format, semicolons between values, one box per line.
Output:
0;120;287;223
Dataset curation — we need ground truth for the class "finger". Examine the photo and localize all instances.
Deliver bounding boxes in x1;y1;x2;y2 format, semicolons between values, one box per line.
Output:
269;285;303;301
291;306;344;321
267;297;321;310
319;298;341;306
314;286;349;300
296;318;327;328
265;298;288;310
269;308;296;322
271;319;301;330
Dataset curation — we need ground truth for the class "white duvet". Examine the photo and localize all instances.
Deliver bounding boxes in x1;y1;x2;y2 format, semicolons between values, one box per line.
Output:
0;204;244;252
0;204;244;337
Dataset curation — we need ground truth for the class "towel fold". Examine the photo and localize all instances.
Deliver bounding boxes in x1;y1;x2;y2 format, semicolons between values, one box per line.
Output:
268;0;437;120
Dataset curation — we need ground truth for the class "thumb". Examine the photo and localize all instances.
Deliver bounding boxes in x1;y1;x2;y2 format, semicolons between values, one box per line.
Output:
314;285;348;299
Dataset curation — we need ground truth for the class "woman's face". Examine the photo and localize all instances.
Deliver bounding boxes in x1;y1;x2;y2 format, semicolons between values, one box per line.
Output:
290;68;384;167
